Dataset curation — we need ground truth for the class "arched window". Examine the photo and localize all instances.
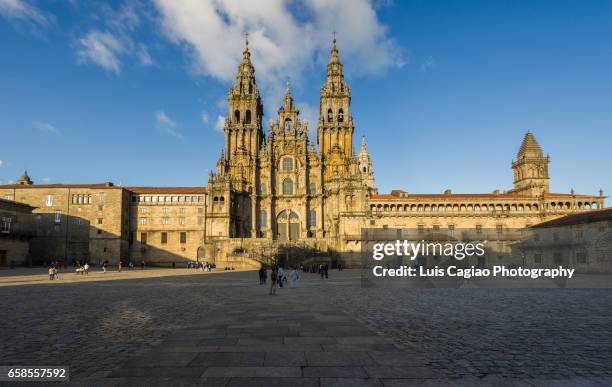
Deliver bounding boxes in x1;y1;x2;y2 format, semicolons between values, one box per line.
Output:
284;118;292;131
234;110;240;123
327;109;333;122
308;210;316;227
282;157;293;171
259;210;267;228
245;110;252;124
338;109;344;122
283;178;293;195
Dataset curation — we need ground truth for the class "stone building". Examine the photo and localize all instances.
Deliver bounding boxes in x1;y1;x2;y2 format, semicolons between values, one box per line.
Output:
0;37;607;268
0;198;35;266
515;207;612;273
128;187;207;265
0;182;206;266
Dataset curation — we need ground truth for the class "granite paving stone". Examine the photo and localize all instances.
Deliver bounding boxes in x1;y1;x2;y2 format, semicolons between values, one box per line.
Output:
0;269;610;385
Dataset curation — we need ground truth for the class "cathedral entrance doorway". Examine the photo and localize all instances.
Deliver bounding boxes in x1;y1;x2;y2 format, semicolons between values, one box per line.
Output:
277;210;300;241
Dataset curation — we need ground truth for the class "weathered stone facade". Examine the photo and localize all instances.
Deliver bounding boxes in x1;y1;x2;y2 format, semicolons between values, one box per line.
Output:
516;207;612;273
203;37;605;267
128;187;207;265
0;37;606;267
0;198;34;266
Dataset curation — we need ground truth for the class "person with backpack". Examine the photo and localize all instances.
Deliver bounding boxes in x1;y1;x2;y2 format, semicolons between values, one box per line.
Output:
269;267;278;295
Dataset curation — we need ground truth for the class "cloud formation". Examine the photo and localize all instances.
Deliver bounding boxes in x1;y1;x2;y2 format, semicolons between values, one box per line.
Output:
153;0;403;109
214;115;225;133
76;2;154;73
155;110;183;138
34;121;58;134
0;159;3;168
77;30;125;74
0;0;48;25
201;112;209;124
421;56;436;72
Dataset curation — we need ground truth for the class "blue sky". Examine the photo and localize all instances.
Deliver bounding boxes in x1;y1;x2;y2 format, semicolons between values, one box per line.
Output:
0;0;610;204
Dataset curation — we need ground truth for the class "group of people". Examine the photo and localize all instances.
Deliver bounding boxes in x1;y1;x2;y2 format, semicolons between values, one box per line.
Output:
47;259;90;280
47;264;60;280
186;261;214;271
75;262;89;275
299;263;331;278
261;266;301;295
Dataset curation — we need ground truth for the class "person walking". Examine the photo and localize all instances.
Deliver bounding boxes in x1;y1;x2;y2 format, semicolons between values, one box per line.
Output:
277;266;285;288
269;267;278;295
320;264;324;279
290;268;299;289
118;260;122;272
141;260;145;270
83;262;89;275
324;264;329;279
102;260;107;273
48;266;54;280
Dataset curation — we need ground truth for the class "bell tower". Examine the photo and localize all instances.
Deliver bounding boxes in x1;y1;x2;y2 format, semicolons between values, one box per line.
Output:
224;35;264;182
317;34;354;161
511;131;550;196
358;136;375;189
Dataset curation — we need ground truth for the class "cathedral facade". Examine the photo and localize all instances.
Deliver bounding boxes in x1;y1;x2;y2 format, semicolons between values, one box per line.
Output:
0;37;606;268
206;37;373;245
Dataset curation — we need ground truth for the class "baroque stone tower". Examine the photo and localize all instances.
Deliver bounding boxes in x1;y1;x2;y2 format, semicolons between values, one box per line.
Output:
511;131;550;196
318;34;355;180
358;136;375;189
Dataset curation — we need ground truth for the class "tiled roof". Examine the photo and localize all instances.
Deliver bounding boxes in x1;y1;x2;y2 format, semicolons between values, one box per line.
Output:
0;184;207;194
543;192;600;198
0;183;118;189
371;192;603;201
517;131;544;159
126;187;207;194
0;198;35;210
370;193;533;200
531;207;612;228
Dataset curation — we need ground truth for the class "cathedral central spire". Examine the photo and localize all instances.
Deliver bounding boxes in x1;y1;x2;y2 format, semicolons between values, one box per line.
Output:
326;32;343;78
283;78;293;109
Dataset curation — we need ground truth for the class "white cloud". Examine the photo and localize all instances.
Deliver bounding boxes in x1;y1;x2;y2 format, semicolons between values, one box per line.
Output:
155;110;183;138
0;160;3;168
0;0;48;25
155;110;177;126
153;0;404;110
298;102;318;138
214;115;226;133
77;30;125;74
34;121;58;134
201;112;209;124
76;3;154;73
41;177;51;183
137;44;154;66
421;56;436;72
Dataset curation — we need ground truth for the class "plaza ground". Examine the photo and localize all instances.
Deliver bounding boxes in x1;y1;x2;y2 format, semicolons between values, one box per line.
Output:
0;268;611;386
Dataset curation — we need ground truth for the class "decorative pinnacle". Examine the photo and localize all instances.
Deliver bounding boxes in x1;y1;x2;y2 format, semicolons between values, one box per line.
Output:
332;31;337;54
286;78;291;94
